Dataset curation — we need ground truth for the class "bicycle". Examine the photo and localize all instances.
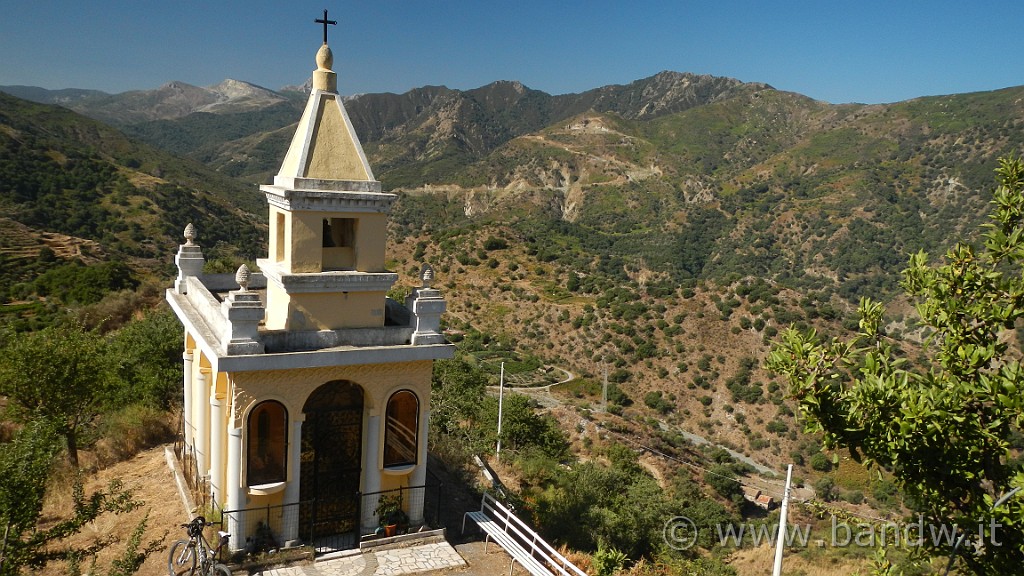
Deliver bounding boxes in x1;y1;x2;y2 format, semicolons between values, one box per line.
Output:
168;516;232;576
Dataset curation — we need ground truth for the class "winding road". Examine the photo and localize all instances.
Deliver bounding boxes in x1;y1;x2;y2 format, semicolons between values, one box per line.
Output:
486;365;779;478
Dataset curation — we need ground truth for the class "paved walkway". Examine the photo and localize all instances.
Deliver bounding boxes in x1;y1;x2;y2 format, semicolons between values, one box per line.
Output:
252;541;467;576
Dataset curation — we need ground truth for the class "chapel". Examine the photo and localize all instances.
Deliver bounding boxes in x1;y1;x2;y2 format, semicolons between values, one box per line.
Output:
166;29;453;550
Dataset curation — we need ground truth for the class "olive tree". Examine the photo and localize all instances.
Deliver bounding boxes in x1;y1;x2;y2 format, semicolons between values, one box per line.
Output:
767;157;1024;574
0;321;111;466
0;420;157;576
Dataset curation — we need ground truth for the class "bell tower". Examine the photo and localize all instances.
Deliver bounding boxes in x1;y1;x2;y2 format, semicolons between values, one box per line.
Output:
168;16;453;550
259;42;396;331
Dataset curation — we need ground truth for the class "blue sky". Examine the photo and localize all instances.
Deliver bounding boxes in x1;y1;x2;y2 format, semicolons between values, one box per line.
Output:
2;1;1023;104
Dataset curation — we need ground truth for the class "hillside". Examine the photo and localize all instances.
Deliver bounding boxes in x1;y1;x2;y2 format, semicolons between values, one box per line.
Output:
0;92;265;328
375;83;1024;495
392;85;1024;298
9;72;1019;471
5;73;1024;573
81;77;1024;302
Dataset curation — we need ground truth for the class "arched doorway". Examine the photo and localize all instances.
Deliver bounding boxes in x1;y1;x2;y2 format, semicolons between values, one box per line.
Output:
301;380;363;540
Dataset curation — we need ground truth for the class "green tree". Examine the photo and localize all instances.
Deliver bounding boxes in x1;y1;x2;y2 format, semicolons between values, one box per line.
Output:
814;476;837;502
106;307;184;409
0;321;110;465
767;157;1024;574
0;420;158;576
534;459;673;560
478;394;569;460
704;464;743;503
809;452;832;472
430;355;488;440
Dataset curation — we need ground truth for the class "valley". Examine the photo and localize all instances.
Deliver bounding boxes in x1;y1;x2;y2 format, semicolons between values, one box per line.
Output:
3;70;1024;575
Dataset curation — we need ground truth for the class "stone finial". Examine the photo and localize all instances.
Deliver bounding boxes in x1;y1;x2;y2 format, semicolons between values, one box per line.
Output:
316;44;334;72
235;264;251;291
420;263;435;289
184;223;196;246
312;44;338;92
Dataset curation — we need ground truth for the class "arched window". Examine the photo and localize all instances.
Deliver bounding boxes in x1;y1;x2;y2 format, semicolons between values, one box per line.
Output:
247;401;288;485
383;391;418;468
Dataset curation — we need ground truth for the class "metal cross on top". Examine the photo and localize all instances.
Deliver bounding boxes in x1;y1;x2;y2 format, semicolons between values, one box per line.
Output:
315;9;337;44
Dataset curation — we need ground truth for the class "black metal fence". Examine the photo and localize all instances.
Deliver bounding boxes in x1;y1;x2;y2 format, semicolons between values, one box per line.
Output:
215;482;444;556
173;431;209;510
173;417;444;556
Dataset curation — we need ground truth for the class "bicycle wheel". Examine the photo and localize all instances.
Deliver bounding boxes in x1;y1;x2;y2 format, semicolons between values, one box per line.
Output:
210;563;232;576
167;539;196;576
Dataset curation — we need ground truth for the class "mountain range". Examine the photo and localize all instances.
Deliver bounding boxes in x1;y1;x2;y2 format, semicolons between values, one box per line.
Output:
5;69;1024;507
5;71;1024;301
0;79;300;125
3;72;767;184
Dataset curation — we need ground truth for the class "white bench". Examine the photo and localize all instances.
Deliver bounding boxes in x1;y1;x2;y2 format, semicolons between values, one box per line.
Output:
462;492;586;576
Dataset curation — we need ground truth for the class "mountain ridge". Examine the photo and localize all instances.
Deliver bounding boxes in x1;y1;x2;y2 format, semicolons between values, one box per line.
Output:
0;70;771;128
0;78;291;125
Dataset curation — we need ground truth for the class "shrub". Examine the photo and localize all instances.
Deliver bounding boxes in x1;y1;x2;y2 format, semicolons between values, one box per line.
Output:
483;237;509;250
643;391;672;414
810;452;832;472
815;476;837;501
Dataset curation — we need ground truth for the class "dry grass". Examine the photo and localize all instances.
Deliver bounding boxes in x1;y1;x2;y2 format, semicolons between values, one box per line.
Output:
92;405;177;468
37;446;186;576
728;544;871;576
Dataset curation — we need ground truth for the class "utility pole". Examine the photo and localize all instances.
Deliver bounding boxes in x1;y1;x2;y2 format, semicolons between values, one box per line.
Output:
773;464;794;576
602;364;608;412
496;362;505;461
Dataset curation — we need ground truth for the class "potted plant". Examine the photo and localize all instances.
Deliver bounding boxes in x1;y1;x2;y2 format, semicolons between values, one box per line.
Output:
374;493;408;537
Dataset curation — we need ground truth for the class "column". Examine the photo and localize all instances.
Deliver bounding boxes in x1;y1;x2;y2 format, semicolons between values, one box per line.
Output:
408;408;430;525
281;416;304;546
209;389;224;503
182;349;194;449
360;411;381;534
226;427;245;551
190;360;203;455
196;368;211;478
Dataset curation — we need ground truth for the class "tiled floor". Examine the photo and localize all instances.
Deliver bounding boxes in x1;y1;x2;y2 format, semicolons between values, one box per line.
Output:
254;541;466;576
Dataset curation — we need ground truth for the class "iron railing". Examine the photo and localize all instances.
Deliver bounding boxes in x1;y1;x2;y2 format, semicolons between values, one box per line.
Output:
213;482;444;556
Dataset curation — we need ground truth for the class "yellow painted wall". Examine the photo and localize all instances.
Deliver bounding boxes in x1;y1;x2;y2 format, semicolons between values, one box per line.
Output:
265;285;386;331
224;361;432;501
353;213;386;271
323;246;355;270
264;282;289;331
230;361;432;424
288;211;322;273
283;211;387;274
305;96;370;181
289;291;385;330
269;207;287;265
